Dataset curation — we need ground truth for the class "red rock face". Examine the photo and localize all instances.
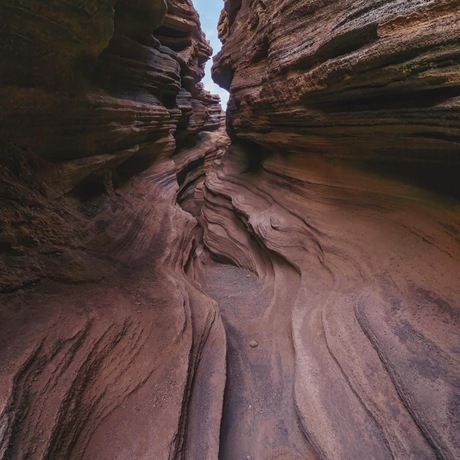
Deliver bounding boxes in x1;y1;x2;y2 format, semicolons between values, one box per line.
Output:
1;1;459;458
203;148;460;459
0;1;229;458
0;0;221;193
205;1;460;459
214;0;460;171
0;0;225;290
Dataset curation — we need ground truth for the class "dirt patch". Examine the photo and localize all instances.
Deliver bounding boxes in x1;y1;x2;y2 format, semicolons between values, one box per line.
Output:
205;261;312;460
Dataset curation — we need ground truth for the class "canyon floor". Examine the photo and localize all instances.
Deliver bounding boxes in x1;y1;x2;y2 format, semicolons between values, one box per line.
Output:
205;261;316;460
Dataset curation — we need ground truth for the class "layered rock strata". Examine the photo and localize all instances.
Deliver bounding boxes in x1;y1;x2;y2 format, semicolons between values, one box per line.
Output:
0;0;224;291
214;0;460;188
207;0;460;459
0;0;229;458
1;0;459;458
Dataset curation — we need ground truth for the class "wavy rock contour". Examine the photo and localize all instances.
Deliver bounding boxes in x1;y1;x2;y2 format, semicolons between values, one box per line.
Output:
0;0;228;458
0;0;459;459
208;0;460;458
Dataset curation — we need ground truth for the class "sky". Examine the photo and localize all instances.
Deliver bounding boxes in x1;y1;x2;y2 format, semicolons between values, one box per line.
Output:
193;0;229;108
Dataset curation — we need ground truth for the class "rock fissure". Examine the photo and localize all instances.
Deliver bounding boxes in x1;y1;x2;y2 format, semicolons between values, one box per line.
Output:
1;0;460;459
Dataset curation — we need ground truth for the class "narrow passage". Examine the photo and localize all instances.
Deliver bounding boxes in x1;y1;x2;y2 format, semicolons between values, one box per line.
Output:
205;262;271;459
204;261;312;460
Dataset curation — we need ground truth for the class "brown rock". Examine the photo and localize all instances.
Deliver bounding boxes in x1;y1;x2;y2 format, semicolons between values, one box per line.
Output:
205;1;460;458
203;142;460;459
1;0;459;459
0;1;227;459
213;0;460;188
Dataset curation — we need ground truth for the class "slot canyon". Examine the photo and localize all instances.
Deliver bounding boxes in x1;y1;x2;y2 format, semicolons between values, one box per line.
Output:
0;0;459;458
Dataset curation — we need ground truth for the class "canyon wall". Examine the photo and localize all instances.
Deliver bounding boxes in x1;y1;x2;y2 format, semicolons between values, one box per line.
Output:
214;0;460;193
0;0;459;459
0;0;229;458
206;0;460;459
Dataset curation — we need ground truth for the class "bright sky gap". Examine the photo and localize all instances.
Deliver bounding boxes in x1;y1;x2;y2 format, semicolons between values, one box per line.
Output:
193;0;229;108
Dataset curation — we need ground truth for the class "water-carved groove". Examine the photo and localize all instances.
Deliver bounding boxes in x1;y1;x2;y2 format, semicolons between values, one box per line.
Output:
0;0;459;458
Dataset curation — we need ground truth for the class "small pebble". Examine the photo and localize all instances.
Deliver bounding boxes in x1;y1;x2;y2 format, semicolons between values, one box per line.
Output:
270;216;280;229
246;274;250;278
249;340;258;348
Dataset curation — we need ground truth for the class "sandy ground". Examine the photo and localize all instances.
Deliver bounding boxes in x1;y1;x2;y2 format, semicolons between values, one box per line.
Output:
205;261;316;460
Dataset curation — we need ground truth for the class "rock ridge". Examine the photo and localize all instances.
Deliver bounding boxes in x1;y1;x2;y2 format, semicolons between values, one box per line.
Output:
0;1;229;458
213;0;460;177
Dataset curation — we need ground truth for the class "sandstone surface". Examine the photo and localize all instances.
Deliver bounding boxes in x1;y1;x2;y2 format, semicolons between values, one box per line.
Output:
0;1;229;458
202;146;460;459
214;0;460;195
208;0;460;458
0;0;459;459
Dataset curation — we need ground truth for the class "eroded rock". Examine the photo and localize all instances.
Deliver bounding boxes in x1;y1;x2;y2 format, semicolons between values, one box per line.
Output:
0;0;459;459
0;1;228;458
213;0;460;183
206;1;460;459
